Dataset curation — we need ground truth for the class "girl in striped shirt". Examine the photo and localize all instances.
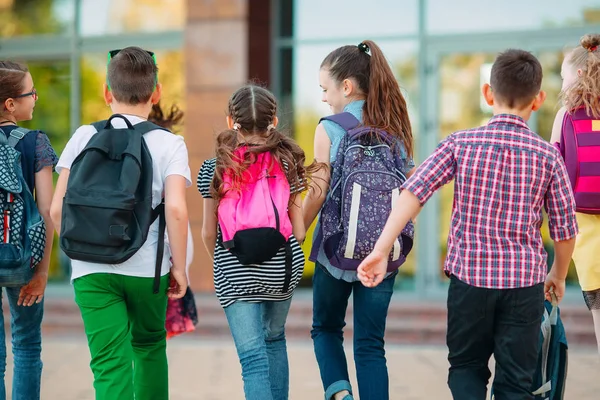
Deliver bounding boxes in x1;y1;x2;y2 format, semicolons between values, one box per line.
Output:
198;84;320;400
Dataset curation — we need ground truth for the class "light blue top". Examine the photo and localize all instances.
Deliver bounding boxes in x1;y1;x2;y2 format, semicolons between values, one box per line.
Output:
314;100;412;282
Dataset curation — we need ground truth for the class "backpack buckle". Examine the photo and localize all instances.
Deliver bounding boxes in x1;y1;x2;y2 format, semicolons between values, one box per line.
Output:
9;129;26;140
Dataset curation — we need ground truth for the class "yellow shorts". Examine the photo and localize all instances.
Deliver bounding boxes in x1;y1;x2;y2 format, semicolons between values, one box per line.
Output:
572;212;600;292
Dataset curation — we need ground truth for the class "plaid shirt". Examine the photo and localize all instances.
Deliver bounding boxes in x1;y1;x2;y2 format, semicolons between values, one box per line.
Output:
403;114;578;289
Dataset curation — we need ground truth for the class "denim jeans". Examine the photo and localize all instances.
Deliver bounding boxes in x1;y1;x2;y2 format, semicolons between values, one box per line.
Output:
447;275;544;400
224;299;292;400
0;286;44;400
311;263;396;400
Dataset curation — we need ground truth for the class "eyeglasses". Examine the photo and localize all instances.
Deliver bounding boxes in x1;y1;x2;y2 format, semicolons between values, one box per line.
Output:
14;89;38;101
106;49;158;90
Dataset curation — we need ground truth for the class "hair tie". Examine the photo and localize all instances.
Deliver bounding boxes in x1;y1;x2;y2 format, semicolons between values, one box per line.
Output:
358;42;370;55
590;45;598;52
233;122;241;131
267;124;275;132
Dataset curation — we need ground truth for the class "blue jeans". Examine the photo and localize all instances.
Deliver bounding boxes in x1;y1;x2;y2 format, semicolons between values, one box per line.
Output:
312;263;396;400
0;287;44;400
224;299;292;400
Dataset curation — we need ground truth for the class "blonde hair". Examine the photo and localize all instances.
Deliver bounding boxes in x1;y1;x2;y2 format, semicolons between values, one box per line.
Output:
562;34;600;118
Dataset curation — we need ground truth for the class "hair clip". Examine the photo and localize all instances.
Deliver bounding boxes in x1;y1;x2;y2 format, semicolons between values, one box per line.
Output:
357;42;370;55
233;123;241;131
267;124;275;132
590;45;598;52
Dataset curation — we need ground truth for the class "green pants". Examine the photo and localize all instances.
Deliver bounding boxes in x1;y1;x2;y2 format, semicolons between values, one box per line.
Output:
74;273;169;400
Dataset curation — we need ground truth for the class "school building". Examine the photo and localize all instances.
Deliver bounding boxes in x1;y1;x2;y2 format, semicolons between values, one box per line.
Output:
1;0;600;295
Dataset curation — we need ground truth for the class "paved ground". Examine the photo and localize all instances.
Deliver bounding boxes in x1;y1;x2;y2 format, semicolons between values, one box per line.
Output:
3;337;599;399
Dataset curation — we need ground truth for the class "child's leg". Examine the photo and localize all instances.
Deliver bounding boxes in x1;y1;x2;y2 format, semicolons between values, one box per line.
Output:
492;283;544;400
224;301;273;400
446;276;495;400
583;289;600;355
73;274;134;400
351;272;396;400
6;287;43;400
262;299;292;400
311;264;353;400
592;310;600;355
125;274;169;400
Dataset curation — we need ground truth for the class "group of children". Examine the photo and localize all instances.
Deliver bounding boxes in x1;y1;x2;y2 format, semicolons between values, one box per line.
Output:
0;31;598;400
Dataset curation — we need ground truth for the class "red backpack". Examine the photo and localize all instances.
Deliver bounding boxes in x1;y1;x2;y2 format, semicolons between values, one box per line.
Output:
558;108;600;214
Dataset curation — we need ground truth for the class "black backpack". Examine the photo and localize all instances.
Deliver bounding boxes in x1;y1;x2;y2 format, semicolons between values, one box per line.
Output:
60;115;168;293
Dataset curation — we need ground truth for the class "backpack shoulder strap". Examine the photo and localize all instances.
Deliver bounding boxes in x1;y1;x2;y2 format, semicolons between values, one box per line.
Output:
7;127;30;148
91;120;108;133
133;121;170;135
319;112;361;133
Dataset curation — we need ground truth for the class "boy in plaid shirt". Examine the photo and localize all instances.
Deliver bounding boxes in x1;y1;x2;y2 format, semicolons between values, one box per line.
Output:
358;49;578;400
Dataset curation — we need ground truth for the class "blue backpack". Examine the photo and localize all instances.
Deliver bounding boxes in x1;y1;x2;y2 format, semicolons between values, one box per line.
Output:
0;128;46;287
310;112;414;272
491;295;568;399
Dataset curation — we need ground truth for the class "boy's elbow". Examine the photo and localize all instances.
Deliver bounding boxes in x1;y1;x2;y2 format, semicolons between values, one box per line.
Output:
165;202;188;222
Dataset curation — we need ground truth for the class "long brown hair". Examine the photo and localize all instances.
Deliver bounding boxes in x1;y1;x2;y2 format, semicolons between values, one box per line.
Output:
0;61;28;110
320;40;413;158
210;85;321;204
148;101;184;132
562;34;600;118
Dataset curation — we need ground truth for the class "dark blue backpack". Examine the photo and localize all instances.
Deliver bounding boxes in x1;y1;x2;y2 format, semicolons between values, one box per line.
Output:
491;295;568;399
0;128;46;287
310;112;414;272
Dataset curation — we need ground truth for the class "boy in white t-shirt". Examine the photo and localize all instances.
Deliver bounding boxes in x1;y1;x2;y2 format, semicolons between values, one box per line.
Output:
50;47;191;400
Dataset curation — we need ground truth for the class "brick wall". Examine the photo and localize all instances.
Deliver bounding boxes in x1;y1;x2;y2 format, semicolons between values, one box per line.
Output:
185;0;271;291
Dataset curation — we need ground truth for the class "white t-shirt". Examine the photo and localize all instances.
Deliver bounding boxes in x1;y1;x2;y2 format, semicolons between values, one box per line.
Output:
56;114;192;281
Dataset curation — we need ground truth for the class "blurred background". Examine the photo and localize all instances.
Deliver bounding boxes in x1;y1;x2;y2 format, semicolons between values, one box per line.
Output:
2;0;599;299
2;2;600;398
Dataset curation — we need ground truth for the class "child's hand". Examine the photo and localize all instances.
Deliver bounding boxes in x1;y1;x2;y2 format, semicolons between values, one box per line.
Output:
168;267;188;299
544;269;565;303
357;249;388;288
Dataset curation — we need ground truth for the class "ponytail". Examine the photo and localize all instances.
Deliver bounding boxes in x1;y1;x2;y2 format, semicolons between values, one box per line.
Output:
320;40;413;158
361;40;413;158
148;101;184;132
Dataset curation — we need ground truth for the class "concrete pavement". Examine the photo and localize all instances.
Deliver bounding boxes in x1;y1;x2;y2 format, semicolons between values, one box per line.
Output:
3;337;599;399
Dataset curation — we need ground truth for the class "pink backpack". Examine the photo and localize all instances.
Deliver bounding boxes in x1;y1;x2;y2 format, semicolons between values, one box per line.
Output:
558;108;600;214
217;147;293;266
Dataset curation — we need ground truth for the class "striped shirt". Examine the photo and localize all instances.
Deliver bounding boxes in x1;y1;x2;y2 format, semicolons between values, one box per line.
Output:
403;114;578;289
198;158;305;308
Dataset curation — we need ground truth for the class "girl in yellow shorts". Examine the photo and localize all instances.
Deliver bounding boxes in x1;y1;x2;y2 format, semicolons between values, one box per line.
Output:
552;33;600;354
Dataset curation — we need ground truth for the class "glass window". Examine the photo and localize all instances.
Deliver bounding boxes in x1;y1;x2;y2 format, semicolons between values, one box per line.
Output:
79;0;185;37
80;49;185;129
17;59;71;280
0;0;74;38
294;0;418;41
293;40;419;287
428;0;600;34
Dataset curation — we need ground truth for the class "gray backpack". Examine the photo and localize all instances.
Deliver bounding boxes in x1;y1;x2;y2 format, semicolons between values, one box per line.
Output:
309;112;414;272
0;128;46;287
60;115;167;293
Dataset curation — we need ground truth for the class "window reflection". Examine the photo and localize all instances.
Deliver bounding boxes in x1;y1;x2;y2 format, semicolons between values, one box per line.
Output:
79;0;184;37
428;0;600;34
0;0;73;38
